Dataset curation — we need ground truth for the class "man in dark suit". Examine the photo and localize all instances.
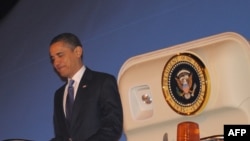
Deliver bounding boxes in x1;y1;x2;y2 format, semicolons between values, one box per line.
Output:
49;33;123;141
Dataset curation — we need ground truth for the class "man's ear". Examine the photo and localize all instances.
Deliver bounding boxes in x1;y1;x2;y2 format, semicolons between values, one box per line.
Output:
74;46;83;57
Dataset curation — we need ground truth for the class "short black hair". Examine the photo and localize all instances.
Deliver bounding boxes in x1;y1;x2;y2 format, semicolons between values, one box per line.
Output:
50;33;82;48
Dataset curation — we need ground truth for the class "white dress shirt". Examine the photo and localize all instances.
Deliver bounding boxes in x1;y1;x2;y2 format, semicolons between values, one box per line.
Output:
63;65;86;116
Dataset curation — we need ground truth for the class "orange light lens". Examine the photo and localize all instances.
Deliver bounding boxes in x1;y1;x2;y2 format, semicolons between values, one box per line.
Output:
177;121;200;141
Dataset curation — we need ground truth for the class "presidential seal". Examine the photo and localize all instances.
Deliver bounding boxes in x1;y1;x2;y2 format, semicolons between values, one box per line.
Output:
162;53;210;115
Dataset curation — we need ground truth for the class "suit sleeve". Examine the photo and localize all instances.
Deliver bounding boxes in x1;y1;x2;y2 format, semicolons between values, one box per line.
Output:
86;75;123;141
52;87;71;141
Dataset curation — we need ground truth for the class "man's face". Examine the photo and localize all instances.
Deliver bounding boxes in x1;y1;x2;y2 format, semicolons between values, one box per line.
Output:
49;41;82;78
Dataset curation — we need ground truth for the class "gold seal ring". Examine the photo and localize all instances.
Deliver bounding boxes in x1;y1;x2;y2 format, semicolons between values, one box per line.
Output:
162;53;210;115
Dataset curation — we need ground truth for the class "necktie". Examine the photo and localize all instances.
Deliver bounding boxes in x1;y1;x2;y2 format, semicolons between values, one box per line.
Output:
66;79;75;123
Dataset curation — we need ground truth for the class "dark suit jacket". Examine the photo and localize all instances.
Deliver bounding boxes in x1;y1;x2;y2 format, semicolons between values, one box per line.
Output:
52;67;123;141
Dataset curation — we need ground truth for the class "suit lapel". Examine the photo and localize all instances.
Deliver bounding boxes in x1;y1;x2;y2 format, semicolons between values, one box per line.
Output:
70;68;93;127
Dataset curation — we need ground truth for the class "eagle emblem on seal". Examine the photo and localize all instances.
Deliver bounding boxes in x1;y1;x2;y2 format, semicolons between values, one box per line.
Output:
175;69;197;99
